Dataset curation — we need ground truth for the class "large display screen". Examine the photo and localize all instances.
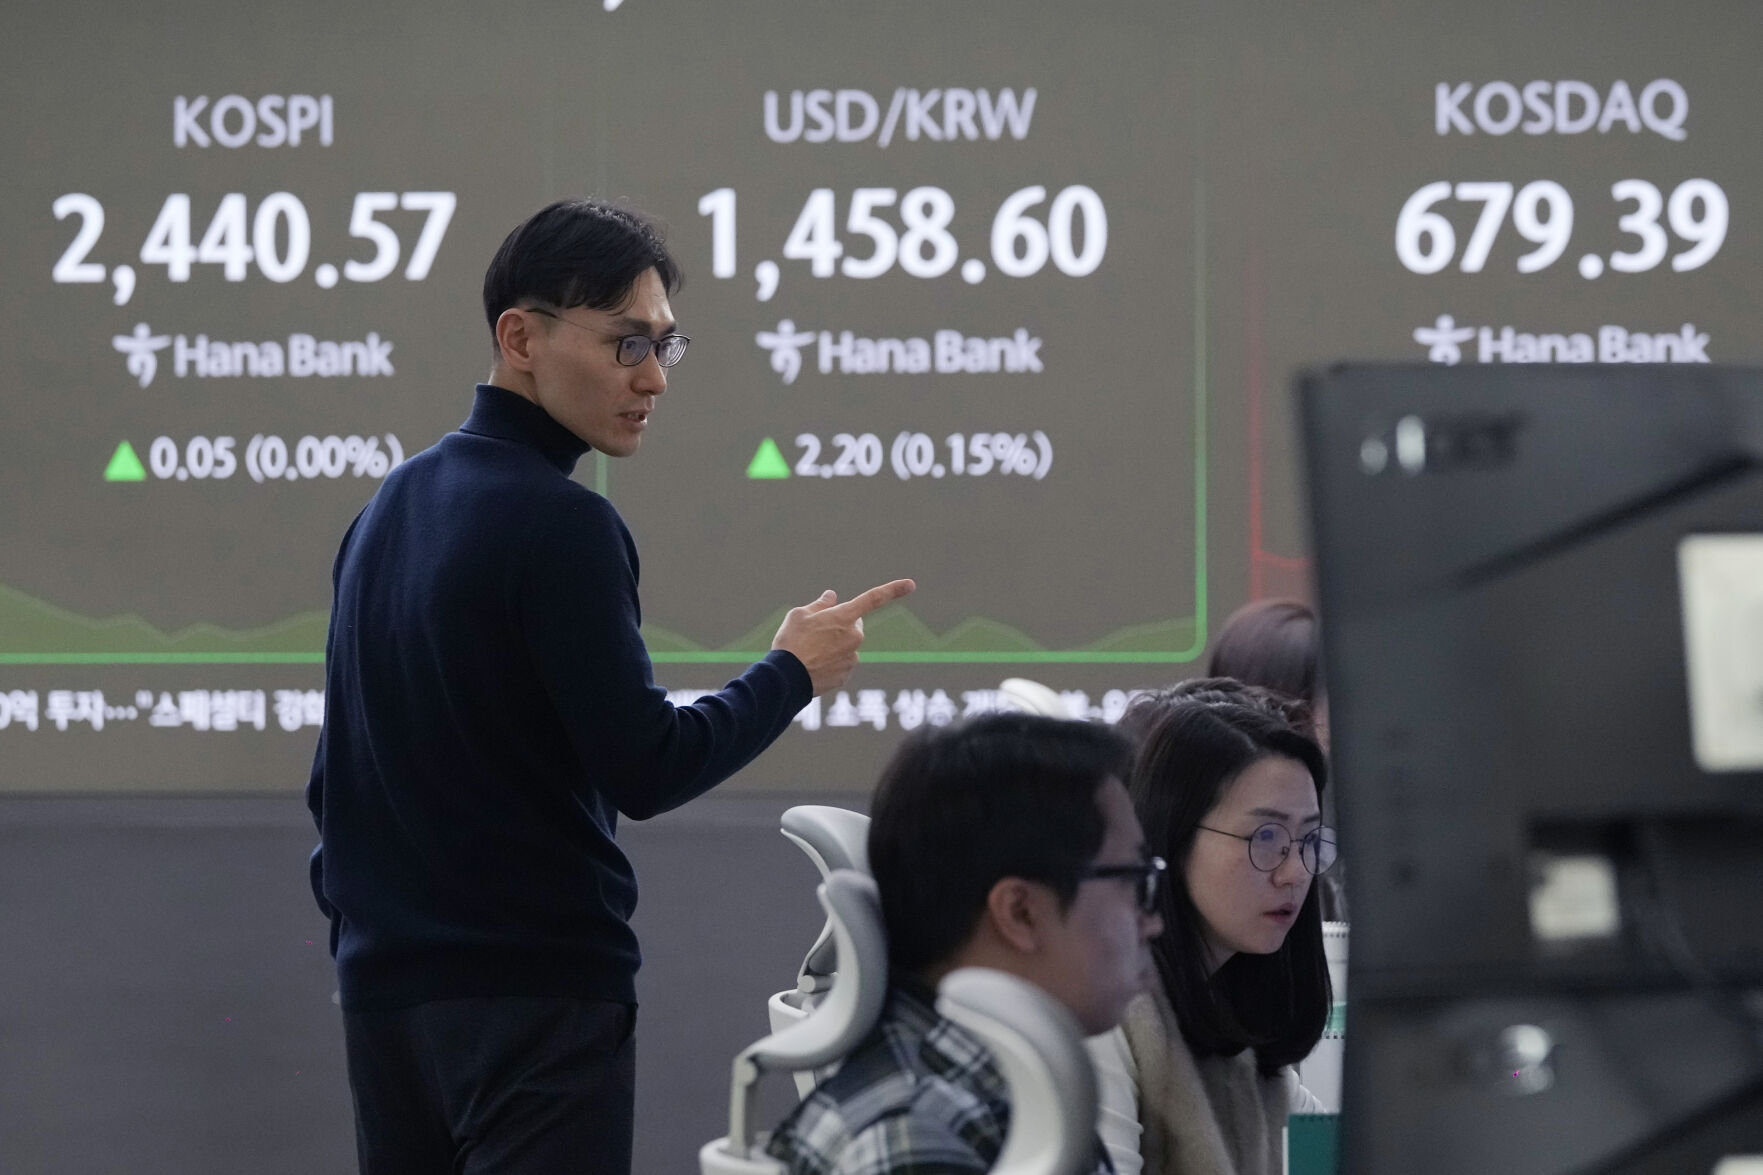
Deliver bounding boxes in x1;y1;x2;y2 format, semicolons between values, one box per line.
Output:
3;1;1756;791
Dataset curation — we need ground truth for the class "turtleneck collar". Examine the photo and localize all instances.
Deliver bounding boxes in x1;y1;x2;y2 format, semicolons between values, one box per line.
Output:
460;383;592;475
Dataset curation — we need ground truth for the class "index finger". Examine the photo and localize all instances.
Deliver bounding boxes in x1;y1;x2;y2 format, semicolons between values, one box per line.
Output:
829;578;916;620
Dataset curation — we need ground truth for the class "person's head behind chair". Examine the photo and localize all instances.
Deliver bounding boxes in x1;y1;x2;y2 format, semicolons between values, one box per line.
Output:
1207;598;1325;745
868;712;1164;1036
1116;676;1311;747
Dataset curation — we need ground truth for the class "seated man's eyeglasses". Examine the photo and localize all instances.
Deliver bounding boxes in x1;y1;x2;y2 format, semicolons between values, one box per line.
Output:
1078;855;1168;914
527;306;692;368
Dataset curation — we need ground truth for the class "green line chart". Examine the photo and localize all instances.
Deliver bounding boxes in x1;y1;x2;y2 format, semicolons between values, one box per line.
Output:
2;183;1209;668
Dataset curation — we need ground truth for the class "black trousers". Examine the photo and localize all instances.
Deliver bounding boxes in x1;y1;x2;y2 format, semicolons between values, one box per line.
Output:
343;996;637;1175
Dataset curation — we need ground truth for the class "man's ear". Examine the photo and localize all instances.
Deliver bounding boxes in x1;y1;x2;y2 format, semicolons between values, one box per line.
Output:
983;876;1052;955
495;308;542;373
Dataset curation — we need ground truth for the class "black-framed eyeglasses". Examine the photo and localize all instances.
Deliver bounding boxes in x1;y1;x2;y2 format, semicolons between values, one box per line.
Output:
527;307;691;367
1078;855;1168;914
1198;823;1338;875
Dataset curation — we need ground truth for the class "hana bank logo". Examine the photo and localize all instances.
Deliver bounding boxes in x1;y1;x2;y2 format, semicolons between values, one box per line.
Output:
755;318;1045;385
756;319;818;385
1413;314;1709;366
1413;315;1476;365
110;322;396;386
113;323;173;387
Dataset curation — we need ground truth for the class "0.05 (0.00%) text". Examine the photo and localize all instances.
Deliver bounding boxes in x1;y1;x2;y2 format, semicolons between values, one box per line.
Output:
101;434;406;484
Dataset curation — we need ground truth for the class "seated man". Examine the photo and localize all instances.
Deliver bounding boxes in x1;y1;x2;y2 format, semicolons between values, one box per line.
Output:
765;712;1167;1174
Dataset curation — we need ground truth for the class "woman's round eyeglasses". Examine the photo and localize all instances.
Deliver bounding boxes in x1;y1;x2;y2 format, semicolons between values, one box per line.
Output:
1198;823;1338;875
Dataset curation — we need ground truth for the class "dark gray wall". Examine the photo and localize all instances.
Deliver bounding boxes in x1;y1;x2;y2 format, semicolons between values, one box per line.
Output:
0;794;842;1174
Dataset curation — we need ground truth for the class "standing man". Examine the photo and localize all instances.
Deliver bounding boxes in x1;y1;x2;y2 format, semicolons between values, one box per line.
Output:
307;198;914;1175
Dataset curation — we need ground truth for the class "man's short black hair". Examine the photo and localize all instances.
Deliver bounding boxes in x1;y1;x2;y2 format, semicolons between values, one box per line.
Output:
867;712;1133;976
481;198;683;354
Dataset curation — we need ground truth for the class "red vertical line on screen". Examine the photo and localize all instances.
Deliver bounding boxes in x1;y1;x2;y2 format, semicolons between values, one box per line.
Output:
1247;247;1308;593
1248;244;1265;599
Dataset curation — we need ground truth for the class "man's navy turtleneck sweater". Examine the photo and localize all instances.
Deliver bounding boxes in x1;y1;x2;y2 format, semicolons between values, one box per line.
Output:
307;384;812;1011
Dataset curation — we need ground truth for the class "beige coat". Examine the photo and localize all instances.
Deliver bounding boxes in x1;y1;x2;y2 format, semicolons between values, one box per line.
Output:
1089;983;1319;1175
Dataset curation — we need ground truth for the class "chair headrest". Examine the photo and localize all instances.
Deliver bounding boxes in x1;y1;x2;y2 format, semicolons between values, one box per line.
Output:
743;870;888;1072
937;968;1097;1175
780;805;871;877
781;806;873;985
997;677;1075;718
721;869;889;1159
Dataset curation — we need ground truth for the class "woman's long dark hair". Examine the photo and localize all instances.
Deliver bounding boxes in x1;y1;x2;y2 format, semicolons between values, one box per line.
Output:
1128;697;1332;1075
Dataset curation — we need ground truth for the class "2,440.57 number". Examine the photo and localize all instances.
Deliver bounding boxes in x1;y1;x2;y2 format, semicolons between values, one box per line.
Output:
52;191;457;289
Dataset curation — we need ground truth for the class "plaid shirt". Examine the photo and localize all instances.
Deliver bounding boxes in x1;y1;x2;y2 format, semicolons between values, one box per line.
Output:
764;981;1115;1175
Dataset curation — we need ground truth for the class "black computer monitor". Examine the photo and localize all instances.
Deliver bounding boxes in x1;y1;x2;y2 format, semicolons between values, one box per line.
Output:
1300;364;1763;1175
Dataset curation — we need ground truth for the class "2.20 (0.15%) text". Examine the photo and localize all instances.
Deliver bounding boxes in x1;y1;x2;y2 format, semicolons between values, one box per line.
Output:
784;431;1052;481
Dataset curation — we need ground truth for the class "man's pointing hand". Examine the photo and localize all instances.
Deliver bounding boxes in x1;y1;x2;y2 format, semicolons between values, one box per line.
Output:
772;578;916;696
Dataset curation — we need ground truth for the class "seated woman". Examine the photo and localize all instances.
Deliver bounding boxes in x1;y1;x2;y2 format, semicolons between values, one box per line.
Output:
1091;693;1335;1175
1207;599;1345;921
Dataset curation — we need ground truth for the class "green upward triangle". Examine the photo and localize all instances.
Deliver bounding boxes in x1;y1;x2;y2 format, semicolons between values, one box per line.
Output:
104;440;147;482
746;437;791;479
